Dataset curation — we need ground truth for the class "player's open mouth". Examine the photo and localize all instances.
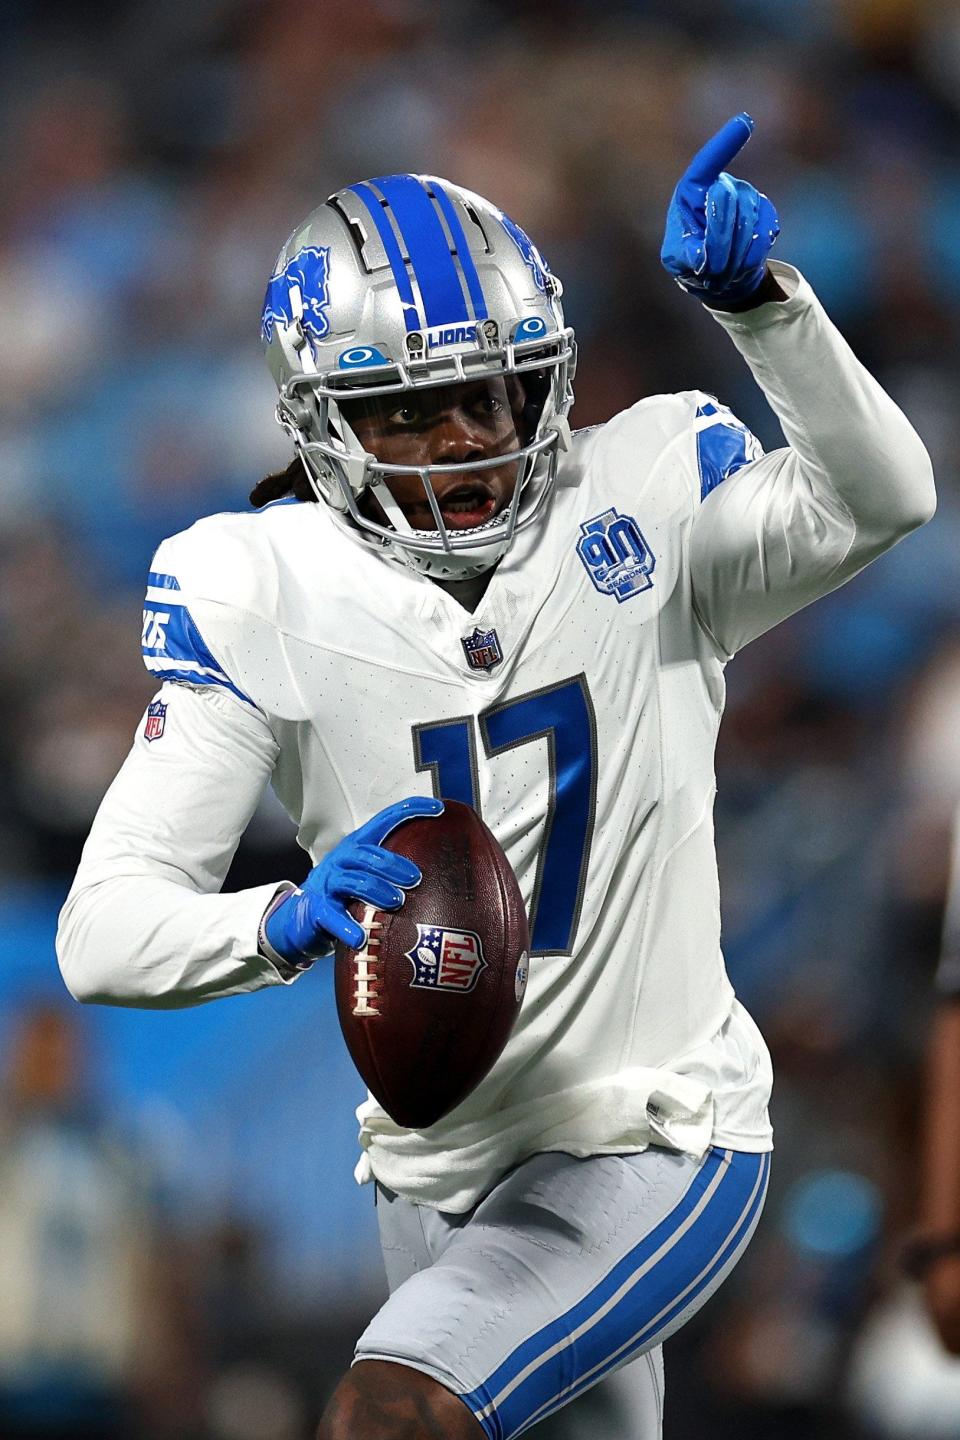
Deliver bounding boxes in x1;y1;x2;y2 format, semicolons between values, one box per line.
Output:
436;482;498;530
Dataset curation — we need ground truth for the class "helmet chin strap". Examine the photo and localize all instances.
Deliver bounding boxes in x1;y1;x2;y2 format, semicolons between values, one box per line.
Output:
370;480;416;537
413;546;507;581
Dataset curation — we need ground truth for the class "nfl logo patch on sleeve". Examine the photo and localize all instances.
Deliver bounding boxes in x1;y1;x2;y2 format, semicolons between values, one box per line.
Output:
144;700;167;742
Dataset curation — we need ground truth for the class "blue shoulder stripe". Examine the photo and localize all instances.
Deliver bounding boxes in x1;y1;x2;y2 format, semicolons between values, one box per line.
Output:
695;404;763;502
141;581;254;707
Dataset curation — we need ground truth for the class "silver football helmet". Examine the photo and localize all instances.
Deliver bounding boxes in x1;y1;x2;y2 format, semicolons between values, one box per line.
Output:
261;174;576;579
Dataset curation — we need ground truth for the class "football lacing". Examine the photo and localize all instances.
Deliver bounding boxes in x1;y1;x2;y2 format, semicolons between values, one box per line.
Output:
352;903;383;1018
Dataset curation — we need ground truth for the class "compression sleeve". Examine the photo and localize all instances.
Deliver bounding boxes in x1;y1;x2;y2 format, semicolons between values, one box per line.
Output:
56;682;296;1008
690;260;936;657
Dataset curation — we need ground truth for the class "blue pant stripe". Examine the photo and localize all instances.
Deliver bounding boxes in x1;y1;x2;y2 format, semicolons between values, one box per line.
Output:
464;1148;768;1439
508;1151;770;1437
462;1146;728;1415
370;174;471;328
347;182;422;333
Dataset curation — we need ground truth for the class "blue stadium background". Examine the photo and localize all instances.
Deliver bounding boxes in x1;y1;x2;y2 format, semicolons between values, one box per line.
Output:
2;1;960;1435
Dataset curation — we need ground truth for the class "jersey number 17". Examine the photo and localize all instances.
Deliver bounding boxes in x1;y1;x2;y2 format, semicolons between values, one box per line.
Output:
412;675;597;957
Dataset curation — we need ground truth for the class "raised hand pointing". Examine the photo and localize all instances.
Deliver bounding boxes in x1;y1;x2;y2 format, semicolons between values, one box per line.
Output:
683;112;755;189
661;113;780;304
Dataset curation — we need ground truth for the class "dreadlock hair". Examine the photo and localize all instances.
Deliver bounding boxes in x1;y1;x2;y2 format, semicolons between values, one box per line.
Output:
249;454;316;508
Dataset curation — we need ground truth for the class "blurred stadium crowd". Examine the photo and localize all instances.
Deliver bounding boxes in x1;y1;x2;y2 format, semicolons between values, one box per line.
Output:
3;0;960;1435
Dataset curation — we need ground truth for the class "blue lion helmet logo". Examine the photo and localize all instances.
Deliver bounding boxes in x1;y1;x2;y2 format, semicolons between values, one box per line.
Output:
261;245;332;344
499;212;552;294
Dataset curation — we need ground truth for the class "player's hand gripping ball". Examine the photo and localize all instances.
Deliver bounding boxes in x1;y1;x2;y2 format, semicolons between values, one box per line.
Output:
264;795;442;964
661;112;780;304
334;799;530;1130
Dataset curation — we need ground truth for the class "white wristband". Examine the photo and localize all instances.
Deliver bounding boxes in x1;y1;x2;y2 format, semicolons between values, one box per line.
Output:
257;884;317;977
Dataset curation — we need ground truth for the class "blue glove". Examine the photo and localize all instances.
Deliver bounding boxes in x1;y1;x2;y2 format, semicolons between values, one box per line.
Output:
264;796;444;965
660;112;780;304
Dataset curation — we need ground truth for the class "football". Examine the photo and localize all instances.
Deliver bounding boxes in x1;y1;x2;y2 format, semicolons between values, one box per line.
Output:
334;799;529;1129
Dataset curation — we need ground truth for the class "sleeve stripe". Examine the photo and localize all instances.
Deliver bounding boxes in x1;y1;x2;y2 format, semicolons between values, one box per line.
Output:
147;570;182;591
145;586;187;606
142;656;230;683
694;404;763;502
692;414;733;435
145;661;255;707
142;564;255;708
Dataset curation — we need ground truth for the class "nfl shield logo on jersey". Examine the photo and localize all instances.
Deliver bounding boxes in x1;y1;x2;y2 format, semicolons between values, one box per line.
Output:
406;926;488;993
143;700;167;742
576;507;656;603
462;627;503;672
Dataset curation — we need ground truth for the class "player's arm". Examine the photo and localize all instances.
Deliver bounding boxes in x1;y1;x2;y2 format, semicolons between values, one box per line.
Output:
662;114;936;656
57;544;439;1009
57;681;438;1009
56;678;295;1007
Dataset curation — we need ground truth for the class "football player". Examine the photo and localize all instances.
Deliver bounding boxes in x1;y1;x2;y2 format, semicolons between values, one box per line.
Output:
57;116;935;1440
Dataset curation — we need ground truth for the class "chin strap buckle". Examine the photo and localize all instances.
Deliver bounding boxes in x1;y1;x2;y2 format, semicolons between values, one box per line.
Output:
546;415;572;453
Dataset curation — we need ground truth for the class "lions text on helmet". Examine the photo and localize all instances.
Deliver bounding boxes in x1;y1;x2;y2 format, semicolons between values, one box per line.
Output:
260;174;575;581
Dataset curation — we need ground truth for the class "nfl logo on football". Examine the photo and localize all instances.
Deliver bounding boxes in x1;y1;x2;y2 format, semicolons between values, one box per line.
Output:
462;626;503;672
406;925;488;993
143;700;167;742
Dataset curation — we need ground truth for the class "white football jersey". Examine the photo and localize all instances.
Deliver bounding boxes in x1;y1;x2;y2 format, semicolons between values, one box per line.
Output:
57;264;935;1211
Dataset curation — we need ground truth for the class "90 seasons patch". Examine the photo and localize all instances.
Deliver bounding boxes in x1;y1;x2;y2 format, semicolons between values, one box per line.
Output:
577;507;656;603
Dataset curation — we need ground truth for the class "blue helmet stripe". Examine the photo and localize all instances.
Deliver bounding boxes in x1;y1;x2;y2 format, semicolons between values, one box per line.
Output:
347;182;422;333
427;181;489;322
371;174;470;327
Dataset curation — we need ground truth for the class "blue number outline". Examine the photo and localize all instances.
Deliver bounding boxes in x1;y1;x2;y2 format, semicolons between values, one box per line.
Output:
479;674;597;955
412;713;480;809
411;675;597;957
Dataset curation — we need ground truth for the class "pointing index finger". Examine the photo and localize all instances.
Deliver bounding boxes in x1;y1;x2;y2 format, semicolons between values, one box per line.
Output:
683;112;754;188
